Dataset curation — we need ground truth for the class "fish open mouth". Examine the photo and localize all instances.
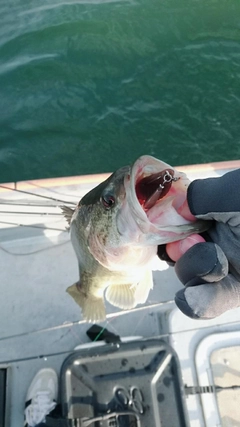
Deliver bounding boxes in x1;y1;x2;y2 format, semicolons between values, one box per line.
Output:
135;168;179;210
126;155;190;221
121;155;208;245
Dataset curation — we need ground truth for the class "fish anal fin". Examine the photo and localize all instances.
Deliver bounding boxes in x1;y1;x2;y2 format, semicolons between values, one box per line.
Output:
134;270;153;305
66;283;106;323
105;284;135;309
61;205;75;225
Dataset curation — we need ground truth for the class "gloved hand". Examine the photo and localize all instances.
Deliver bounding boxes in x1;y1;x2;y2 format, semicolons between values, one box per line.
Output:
159;168;240;320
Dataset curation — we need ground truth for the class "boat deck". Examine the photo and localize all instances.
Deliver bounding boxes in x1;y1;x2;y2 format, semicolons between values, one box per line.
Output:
1;160;240;427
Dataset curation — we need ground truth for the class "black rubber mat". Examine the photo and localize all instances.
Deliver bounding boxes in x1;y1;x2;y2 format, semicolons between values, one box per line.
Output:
0;369;6;427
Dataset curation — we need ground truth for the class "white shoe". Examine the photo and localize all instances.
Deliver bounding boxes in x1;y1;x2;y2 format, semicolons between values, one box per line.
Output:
24;368;58;427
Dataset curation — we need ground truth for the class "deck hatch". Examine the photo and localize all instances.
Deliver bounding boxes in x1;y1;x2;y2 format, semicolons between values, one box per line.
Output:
60;338;189;427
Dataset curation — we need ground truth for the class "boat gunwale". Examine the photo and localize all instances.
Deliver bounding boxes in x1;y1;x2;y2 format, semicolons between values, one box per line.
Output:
0;159;240;193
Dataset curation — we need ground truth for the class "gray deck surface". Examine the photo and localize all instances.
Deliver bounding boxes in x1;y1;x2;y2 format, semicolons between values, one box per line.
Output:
1;162;240;426
211;346;240;427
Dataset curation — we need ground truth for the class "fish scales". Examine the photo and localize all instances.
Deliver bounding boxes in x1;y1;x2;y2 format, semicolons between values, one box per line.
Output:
62;155;209;322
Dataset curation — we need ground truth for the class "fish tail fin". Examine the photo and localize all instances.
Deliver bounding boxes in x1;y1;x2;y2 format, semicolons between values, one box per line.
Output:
61;205;75;226
66;283;106;323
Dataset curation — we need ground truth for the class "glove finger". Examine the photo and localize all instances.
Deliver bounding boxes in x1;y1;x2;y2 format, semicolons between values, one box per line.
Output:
157;244;175;267
175;242;228;286
175;274;240;319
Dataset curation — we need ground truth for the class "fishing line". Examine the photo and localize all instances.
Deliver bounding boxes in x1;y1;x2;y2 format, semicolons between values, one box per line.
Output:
92;315;120;342
65;323;86;347
0;201;64;207
0;184;75;205
24;181;81;199
0;220;67;232
1;307;240;365
129;311;148;338
93;327;106;342
0;210;63;215
0;240;70;256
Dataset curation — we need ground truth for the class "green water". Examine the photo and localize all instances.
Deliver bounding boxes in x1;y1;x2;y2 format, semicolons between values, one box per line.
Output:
1;0;240;183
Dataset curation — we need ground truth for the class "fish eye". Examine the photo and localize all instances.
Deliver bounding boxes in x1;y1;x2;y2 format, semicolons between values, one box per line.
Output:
101;194;115;209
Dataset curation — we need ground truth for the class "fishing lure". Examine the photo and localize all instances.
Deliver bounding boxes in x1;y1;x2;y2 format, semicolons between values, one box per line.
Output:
135;169;179;210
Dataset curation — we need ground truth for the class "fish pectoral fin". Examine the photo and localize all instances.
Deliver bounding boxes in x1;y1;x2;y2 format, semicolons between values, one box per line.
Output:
133;270;153;305
66;283;106;323
106;271;153;310
105;284;136;310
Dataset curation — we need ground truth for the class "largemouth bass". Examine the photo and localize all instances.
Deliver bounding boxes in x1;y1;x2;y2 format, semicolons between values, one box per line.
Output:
62;155;208;322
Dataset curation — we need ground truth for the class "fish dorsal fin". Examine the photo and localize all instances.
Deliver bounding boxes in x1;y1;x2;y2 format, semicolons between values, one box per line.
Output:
61;205;75;225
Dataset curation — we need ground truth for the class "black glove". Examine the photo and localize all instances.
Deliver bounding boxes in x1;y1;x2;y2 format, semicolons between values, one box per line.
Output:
162;169;240;319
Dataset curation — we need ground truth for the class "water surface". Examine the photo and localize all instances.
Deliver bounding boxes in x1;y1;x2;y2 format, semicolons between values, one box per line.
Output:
1;0;240;182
